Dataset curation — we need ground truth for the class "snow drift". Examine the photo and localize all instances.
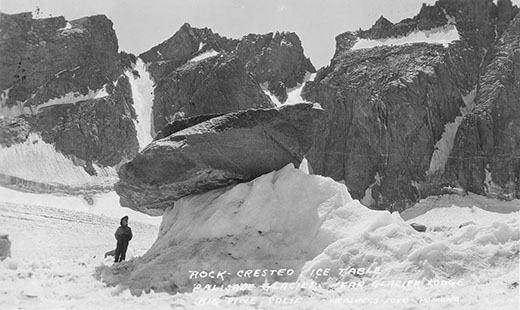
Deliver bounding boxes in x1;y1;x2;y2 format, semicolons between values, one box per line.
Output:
99;164;520;296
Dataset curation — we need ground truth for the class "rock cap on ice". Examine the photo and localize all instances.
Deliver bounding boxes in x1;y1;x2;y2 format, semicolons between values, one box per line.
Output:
115;102;324;215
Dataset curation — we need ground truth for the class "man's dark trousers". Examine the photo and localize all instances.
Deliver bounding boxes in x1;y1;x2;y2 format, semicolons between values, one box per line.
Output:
114;239;129;262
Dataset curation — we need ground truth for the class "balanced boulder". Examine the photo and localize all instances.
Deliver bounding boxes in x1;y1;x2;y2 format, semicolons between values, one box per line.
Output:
115;103;324;215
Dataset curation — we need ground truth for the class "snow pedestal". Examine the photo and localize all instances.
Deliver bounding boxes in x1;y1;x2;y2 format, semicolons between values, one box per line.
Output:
99;164;359;293
0;234;11;260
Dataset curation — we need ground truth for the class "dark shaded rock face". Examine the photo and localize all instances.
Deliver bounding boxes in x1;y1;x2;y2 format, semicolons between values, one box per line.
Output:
115;103;324;216
304;0;519;211
29;76;138;167
0;118;30;147
0;12;122;107
446;15;520;200
139;23;315;132
0;12;139;191
236;32;316;101
151;54;273;131
304;44;462;211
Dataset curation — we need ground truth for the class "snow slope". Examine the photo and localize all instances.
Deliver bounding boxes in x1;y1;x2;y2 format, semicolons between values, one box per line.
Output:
352;25;460;50
0;133;117;192
126;59;155;149
0;186;161;226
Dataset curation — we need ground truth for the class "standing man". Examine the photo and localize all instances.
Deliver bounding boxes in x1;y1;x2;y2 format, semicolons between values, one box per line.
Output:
114;215;132;263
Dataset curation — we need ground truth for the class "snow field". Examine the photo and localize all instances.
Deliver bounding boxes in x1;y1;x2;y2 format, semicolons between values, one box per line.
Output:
0;164;518;309
352;24;460;50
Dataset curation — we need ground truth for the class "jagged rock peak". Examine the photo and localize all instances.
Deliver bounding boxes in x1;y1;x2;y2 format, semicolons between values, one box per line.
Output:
374;15;393;27
140;22;315;106
139;22;238;65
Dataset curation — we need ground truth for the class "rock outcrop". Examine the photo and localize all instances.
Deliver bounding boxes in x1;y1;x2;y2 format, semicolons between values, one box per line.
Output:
115;103;324;216
303;0;519;211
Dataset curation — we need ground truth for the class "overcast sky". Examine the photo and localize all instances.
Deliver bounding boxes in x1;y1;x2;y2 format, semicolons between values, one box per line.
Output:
1;0;518;68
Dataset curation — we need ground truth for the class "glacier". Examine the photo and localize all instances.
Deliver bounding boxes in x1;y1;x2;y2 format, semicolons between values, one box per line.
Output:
0;162;518;308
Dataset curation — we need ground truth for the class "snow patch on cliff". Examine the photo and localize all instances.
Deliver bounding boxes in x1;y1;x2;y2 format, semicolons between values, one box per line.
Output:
261;72;316;106
0;88;19;118
260;83;282;106
126;59;155;149
36;86;109;113
189;49;219;62
426;117;463;177
352;25;460;50
361;172;382;207
285;72;316;105
426;88;477;177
